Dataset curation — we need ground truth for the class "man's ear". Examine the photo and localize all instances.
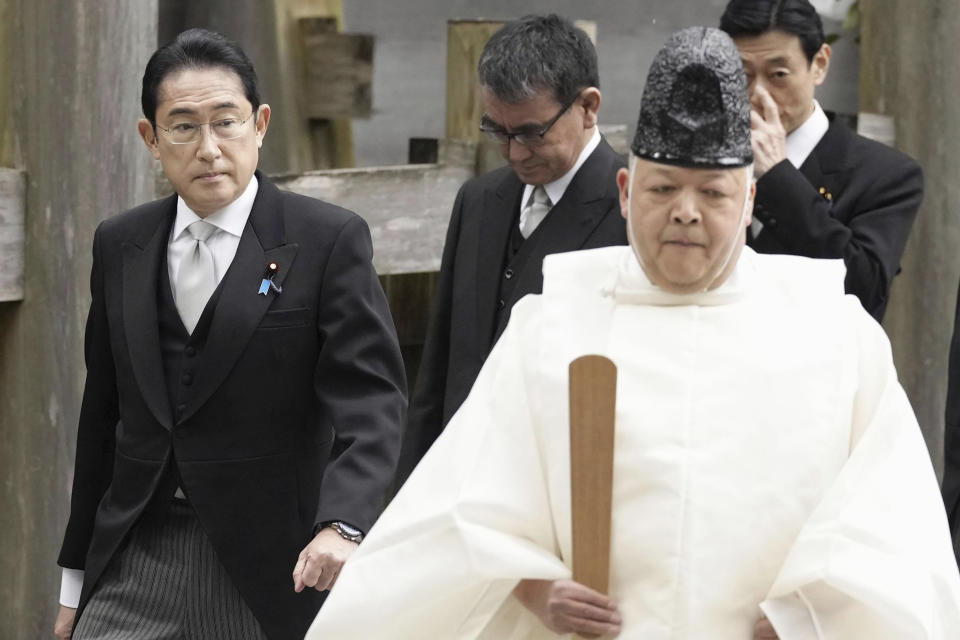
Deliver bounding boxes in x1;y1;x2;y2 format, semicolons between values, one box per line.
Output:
745;180;756;227
616;167;630;220
811;43;831;87
137;118;161;160
580;87;602;130
254;104;271;149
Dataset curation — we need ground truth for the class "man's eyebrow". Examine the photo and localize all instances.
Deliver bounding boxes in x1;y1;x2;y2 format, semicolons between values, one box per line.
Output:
164;102;241;118
166;107;198;117
763;56;792;67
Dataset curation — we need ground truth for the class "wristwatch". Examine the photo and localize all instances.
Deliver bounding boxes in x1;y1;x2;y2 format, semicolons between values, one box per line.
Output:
325;520;364;543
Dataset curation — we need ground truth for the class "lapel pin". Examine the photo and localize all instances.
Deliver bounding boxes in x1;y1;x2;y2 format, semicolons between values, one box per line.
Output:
258;262;282;296
818;186;833;201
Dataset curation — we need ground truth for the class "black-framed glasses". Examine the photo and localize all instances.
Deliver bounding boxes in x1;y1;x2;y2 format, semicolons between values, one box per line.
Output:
479;94;579;148
156;110;257;145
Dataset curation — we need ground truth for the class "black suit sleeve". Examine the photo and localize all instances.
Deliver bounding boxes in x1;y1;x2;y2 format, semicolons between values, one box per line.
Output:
943;277;960;565
313;215;407;533
393;186;466;487
58;224;118;569
754;156;922;320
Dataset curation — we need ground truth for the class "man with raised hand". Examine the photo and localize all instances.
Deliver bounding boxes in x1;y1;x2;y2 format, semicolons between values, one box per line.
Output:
721;0;922;321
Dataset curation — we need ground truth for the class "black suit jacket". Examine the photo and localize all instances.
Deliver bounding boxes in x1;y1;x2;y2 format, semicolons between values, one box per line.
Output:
57;173;407;639
397;138;627;483
942;277;960;564
750;115;923;321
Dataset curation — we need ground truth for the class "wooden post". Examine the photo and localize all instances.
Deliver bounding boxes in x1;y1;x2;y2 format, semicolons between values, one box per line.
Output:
0;168;25;301
861;0;960;477
0;1;157;636
445;20;505;175
299;17;373;119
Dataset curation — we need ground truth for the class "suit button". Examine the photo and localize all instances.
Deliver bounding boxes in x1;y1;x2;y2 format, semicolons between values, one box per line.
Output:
185;346;197;357
497;299;505;310
767;218;778;228
504;268;514;280
176;403;187;416
181;373;193;386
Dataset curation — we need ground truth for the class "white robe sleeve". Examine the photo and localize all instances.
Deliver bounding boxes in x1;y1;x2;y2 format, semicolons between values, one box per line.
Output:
307;297;569;640
761;302;960;639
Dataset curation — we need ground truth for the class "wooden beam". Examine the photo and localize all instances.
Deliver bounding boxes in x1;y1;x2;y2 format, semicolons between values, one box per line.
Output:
272;140;476;274
0;168;24;302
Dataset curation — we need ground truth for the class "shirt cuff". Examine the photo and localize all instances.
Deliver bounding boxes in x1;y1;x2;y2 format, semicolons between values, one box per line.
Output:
59;568;84;608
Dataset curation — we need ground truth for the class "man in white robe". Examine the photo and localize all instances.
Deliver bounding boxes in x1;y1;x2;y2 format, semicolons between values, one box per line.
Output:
306;27;960;639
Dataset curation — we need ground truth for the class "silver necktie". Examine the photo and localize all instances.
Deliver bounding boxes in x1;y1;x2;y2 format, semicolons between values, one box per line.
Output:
520;186;552;239
175;220;218;334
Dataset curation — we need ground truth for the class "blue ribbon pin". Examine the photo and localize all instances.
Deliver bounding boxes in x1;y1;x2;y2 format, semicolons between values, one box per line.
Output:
258;262;282;295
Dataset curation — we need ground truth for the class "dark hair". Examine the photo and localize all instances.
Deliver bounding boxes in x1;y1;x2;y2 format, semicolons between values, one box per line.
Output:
478;14;599;106
141;28;260;125
719;0;825;63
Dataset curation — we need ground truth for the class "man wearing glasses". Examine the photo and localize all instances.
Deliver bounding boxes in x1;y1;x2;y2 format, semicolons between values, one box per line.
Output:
396;14;627;484
54;28;406;640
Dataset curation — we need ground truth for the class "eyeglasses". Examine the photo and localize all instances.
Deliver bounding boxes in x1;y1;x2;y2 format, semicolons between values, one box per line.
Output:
156;110;257;145
479;95;578;148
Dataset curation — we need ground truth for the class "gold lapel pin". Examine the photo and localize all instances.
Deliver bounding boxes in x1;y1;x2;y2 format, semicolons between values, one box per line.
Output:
818;186;833;201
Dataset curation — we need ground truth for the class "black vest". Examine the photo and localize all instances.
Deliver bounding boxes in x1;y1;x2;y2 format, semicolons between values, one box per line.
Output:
493;206;547;339
157;253;224;493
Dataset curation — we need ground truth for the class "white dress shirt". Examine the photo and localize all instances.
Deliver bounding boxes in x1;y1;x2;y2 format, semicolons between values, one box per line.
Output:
59;176;259;608
167;175;259;293
785;100;829;170
518;127;602;233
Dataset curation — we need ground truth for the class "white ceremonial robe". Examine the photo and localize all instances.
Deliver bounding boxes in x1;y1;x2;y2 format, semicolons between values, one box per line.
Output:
308;246;960;639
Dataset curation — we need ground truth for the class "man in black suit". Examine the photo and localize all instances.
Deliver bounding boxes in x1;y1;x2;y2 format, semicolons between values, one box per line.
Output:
396;14;627;484
54;29;406;640
721;0;923;321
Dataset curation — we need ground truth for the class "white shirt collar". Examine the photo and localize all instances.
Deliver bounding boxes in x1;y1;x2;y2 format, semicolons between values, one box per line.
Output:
172;174;259;241
522;127;602;208
786;101;829;169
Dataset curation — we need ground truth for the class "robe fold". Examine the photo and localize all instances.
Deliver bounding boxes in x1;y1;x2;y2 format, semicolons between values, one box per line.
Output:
308;246;960;639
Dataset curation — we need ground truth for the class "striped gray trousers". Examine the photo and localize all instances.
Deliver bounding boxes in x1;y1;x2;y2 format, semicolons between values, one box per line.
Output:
73;500;268;640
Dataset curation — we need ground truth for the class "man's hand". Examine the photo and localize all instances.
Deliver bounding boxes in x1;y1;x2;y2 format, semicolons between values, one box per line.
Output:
749;84;788;178
513;578;621;638
292;528;359;593
54;605;76;640
754;614;780;639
